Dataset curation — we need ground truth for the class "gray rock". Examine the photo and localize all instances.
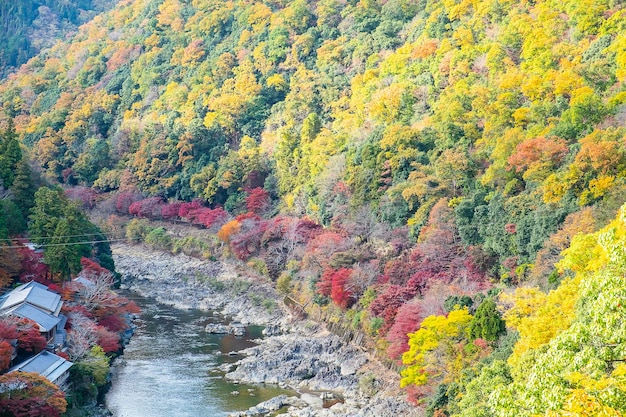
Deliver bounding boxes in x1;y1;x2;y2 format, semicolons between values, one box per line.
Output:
217;363;235;372
262;323;282;336
205;323;229;334
226;332;361;392
230;321;246;336
340;355;367;377
112;243;284;326
299;393;323;408
228;395;294;416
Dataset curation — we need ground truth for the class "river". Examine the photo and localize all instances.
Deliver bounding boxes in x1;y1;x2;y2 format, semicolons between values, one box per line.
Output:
105;294;293;417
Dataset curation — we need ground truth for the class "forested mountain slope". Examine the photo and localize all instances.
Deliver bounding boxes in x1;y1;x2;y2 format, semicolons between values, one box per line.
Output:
1;0;625;243
0;0;120;78
1;0;626;414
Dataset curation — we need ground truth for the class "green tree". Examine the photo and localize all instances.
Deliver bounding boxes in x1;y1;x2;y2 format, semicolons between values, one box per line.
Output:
73;138;111;184
454;360;513;417
29;187;98;280
0;118;22;188
29;187;68;237
10;158;36;217
468;298;506;342
69;345;111;407
0;199;25;237
76;345;110;387
45;218;77;280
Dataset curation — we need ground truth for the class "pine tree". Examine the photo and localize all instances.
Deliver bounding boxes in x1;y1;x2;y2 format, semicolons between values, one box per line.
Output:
468;298;506;342
0;207;8;240
10;158;36;216
0;199;25;236
45;218;76;280
29;186;95;281
0;118;22;188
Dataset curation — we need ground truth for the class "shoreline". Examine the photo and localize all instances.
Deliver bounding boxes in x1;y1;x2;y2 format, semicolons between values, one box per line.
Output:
111;243;419;417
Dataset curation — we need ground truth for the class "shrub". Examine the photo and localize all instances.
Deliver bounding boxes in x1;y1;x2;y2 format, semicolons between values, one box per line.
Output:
248;293;261;306
229;279;251;295
262;298;277;312
144;227;172;250
276;272;293;294
358;373;378;397
247;257;269;276
172;236;210;258
115;192;143;214
316;268;355;309
368;317;384;335
125;218;151;242
128;197;165;219
217;219;241;242
205;277;225;292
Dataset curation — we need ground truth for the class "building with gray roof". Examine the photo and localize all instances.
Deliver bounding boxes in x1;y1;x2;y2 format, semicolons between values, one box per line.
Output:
9;351;73;389
0;281;67;348
0;281;62;316
4;303;62;333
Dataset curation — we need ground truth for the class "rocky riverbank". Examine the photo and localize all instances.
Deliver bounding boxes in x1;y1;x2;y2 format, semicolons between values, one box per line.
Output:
113;243;284;325
223;325;419;417
112;243;420;417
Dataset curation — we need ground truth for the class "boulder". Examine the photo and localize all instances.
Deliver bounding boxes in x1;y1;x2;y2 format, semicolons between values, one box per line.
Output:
205;323;229;334
262;324;282;336
230;321;246;336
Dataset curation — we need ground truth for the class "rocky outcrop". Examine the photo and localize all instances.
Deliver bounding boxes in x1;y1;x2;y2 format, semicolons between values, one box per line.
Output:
226;327;364;390
261;323;282;337
224;322;419;417
228;395;306;416
206;321;246;336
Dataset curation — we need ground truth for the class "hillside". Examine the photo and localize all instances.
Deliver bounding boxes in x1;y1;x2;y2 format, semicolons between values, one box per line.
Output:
0;0;121;78
1;0;626;415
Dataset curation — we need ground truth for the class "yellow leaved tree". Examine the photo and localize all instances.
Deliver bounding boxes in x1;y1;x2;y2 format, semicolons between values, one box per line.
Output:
487;204;626;416
401;308;473;389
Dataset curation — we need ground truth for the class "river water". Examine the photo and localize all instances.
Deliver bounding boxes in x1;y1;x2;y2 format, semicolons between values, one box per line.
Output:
105;294;293;417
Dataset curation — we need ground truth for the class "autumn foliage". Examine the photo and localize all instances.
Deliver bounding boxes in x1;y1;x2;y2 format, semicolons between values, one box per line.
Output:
0;372;67;417
95;326;121;353
0;320;17;371
115;192;143;214
317;268;354;309
3;0;626;412
385;302;425;360
17;247;50;284
0;340;12;371
128;197;165;218
217;219;241;242
245;187;270;214
15;319;47;353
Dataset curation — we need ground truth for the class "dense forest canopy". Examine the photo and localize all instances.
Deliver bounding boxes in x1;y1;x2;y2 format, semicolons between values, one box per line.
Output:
1;0;624;240
0;0;120;78
1;0;626;414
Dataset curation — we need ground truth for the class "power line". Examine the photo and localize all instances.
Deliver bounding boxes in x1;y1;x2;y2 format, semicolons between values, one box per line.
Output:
0;233;109;242
0;238;127;250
